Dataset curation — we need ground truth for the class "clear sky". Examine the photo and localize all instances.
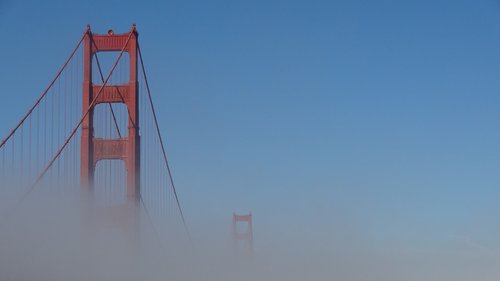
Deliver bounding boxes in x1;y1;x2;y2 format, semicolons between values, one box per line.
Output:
2;0;500;274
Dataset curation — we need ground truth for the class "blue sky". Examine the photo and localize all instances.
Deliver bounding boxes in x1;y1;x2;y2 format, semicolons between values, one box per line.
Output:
2;0;500;259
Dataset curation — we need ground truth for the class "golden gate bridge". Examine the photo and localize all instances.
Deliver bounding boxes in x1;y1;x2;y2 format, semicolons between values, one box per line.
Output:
0;24;194;255
0;26;255;280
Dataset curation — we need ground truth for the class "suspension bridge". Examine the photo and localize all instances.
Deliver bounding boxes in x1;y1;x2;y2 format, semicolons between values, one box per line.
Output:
0;25;206;275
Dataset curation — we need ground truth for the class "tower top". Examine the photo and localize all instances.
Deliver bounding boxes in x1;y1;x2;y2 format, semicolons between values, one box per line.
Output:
84;24;138;36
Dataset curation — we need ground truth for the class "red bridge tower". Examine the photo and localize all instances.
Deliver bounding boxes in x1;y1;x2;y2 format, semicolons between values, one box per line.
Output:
80;26;140;203
232;212;254;255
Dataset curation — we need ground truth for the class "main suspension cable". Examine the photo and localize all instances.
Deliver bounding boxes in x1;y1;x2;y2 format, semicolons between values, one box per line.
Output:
137;43;191;241
0;30;86;149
